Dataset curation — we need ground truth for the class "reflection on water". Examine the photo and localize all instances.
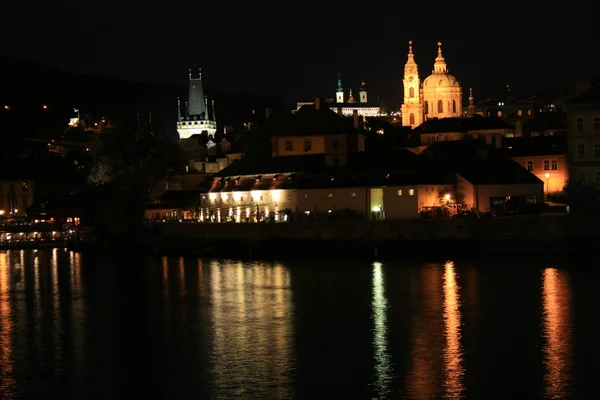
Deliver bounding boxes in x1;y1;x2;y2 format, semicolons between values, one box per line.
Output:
0;252;15;395
405;264;444;398
442;261;465;398
541;268;572;399
207;260;295;398
0;250;593;399
371;262;392;397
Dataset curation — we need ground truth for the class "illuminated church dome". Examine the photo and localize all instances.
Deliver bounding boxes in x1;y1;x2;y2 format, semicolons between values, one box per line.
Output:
422;42;463;119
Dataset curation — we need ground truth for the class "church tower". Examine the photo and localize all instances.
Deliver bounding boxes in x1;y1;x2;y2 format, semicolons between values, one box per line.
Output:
359;74;368;103
336;72;344;103
177;68;217;140
467;88;476;117
401;41;424;128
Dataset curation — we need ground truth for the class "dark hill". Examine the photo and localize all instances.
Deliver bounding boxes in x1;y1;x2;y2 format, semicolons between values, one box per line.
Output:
0;57;283;141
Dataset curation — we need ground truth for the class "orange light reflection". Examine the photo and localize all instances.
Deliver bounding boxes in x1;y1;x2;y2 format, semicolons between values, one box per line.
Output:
541;268;572;399
442;261;465;398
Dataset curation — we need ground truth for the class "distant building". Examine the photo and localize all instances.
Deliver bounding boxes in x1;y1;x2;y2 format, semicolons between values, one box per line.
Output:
176;69;217;140
296;73;381;117
565;82;600;185
267;99;365;167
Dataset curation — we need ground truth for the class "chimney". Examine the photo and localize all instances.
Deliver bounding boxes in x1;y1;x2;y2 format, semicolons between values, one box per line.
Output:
315;97;321;110
265;107;272;119
576;77;590;93
353;109;359;129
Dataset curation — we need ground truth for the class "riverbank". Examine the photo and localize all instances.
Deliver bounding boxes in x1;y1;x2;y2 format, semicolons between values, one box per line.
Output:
132;236;582;262
60;215;600;261
0;240;67;250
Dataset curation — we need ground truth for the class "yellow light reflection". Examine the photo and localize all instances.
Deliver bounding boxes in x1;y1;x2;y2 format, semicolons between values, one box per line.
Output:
0;252;15;393
162;256;169;300
442;261;465;398
371;262;392;397
541;268;572;399
179;257;186;296
208;260;294;398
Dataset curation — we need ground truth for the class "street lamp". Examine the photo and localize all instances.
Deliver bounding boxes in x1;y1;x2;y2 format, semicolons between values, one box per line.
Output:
545;172;550;193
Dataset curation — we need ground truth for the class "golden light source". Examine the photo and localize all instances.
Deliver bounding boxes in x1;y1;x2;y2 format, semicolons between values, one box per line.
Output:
444;193;451;201
0;210;4;215
545;173;550;179
42;105;48;109
3;105;9;110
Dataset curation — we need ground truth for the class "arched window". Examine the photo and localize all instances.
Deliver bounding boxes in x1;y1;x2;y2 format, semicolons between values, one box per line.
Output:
452;99;457;113
409;87;415;98
409;113;415;125
437;100;443;113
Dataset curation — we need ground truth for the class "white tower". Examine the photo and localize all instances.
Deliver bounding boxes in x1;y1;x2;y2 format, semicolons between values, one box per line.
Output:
336;72;344;103
359;74;368;103
176;68;217;140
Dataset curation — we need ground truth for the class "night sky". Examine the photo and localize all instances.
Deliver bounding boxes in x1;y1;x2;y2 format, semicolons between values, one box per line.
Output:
2;3;594;108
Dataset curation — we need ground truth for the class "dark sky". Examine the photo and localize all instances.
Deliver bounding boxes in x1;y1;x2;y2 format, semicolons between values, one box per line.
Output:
2;2;595;108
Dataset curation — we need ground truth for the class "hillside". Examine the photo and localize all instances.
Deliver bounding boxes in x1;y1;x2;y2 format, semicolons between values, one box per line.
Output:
0;57;283;140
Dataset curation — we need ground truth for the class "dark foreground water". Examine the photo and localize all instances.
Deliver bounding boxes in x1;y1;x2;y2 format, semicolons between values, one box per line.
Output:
0;249;598;399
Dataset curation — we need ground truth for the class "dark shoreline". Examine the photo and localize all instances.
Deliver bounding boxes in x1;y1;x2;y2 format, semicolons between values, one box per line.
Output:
125;237;584;262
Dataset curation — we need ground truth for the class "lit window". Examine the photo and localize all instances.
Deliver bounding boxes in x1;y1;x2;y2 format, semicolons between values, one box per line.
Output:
327;193;333;198
351;192;356;197
304;194;308;199
409;189;415;196
397;189;402;196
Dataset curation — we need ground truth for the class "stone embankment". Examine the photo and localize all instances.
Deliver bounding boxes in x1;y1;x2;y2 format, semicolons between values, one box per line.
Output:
139;215;595;260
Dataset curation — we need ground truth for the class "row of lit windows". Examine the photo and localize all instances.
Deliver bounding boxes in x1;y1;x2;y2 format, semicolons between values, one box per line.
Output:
526;160;559;171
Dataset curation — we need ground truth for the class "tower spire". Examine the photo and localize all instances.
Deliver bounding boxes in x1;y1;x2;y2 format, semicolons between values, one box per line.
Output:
359;73;368;103
467;88;476;117
336;72;344;103
212;98;216;121
433;41;448;73
187;68;207;117
177;97;181;120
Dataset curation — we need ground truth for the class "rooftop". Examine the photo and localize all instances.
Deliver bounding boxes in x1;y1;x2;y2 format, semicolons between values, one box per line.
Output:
259;103;359;137
412;117;515;134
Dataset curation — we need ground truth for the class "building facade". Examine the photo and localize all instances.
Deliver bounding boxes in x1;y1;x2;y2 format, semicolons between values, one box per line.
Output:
0;179;35;217
565;85;600;185
296;73;381;117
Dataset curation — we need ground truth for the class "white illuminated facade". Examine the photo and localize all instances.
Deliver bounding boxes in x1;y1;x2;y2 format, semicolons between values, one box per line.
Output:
296;73;381;117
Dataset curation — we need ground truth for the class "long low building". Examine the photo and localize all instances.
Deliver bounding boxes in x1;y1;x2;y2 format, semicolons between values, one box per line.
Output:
145;143;545;222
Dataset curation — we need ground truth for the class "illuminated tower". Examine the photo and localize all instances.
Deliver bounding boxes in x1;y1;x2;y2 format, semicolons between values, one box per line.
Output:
359;74;368;103
467;88;476;117
336;72;344;103
176;68;217;140
401;41;424;128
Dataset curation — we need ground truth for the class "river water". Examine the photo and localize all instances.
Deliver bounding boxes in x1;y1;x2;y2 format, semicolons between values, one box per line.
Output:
0;249;597;399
